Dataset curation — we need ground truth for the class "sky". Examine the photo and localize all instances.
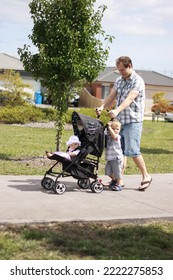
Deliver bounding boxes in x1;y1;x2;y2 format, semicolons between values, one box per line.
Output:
0;0;173;77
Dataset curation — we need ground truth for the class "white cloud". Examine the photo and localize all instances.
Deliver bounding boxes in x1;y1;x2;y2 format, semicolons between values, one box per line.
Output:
0;0;172;74
96;0;173;37
0;0;31;25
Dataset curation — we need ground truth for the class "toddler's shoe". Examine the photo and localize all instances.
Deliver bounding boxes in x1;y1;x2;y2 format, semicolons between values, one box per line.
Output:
108;179;117;189
111;184;123;191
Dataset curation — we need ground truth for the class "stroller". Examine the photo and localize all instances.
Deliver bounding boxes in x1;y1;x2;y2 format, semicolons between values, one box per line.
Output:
41;111;105;194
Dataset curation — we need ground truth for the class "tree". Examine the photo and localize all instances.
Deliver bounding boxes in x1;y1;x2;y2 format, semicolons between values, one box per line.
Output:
152;92;166;104
151;92;173;114
0;69;32;106
18;0;114;150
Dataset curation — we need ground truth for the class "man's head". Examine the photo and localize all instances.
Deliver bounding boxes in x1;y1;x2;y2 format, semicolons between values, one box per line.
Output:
116;56;133;79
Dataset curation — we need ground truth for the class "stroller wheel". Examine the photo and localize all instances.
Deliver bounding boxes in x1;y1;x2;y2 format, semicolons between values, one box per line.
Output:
90;181;104;193
41;177;54;190
53;182;67;195
77;179;90;189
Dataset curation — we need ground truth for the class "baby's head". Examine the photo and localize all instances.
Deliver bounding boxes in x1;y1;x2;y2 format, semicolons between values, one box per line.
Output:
69;142;80;149
66;135;81;148
110;120;121;133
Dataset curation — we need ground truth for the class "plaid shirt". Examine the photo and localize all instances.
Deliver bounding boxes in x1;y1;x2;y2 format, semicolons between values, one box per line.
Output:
114;71;145;125
105;132;123;161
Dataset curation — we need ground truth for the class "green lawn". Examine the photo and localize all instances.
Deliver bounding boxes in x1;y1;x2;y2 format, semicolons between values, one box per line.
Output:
0;120;172;175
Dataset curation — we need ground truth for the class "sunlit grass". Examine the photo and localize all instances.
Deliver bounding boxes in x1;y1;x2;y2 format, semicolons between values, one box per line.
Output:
0;120;173;175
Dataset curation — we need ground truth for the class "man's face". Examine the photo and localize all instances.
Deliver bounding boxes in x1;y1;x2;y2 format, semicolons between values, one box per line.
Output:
117;62;132;79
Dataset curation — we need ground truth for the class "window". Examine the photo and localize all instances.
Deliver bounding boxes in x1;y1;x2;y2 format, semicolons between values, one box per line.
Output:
101;85;110;99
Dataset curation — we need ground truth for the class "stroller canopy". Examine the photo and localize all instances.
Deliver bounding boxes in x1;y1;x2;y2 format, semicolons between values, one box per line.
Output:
72;111;104;157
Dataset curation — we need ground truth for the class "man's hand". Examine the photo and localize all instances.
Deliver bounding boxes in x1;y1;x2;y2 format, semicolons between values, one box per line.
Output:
96;105;104;117
108;109;118;119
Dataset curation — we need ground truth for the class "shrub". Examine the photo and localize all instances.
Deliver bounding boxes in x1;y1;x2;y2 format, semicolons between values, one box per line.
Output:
151;100;173;114
0;105;46;124
39;107;57;121
0;105;112;125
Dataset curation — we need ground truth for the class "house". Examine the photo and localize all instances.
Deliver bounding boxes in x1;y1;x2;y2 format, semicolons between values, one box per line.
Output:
0;53;41;100
1;53;173;111
86;67;173;113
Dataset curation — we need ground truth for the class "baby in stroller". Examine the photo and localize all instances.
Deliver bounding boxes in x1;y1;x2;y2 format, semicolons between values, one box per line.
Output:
45;135;81;161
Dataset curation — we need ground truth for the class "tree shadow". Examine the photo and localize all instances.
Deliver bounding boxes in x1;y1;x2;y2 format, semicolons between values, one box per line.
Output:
141;148;173;155
3;220;173;260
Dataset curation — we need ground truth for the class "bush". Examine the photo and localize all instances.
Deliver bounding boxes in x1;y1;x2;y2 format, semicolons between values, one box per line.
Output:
0;105;111;125
0;105;46;124
151;101;173;114
39;107;57;121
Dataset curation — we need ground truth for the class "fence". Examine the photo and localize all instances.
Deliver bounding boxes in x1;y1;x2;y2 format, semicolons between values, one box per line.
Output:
79;88;103;108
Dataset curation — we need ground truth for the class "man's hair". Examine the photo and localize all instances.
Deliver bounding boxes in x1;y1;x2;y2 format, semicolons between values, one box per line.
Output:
116;56;133;68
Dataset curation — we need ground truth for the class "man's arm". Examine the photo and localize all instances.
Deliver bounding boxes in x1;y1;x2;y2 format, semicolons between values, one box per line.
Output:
96;87;116;116
110;89;138;118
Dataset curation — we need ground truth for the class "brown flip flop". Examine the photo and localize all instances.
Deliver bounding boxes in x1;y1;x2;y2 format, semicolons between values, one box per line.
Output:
139;177;152;191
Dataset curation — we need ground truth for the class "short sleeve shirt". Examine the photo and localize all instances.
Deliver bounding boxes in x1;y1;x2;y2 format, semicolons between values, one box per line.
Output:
113;71;145;125
105;132;123;161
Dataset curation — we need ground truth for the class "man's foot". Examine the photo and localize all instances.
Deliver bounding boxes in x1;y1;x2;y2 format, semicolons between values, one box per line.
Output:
139;177;152;191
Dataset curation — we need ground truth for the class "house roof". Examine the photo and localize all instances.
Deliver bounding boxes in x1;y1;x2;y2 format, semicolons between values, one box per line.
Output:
0;53;24;71
1;53;173;87
95;67;173;87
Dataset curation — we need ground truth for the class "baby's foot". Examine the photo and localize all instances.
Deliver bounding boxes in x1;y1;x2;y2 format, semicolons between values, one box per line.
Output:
45;151;53;158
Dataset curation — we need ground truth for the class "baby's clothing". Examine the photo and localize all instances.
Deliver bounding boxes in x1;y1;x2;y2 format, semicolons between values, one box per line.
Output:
54;147;80;160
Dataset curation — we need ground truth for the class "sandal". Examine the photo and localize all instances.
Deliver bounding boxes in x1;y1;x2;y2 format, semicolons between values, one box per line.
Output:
139;177;152;191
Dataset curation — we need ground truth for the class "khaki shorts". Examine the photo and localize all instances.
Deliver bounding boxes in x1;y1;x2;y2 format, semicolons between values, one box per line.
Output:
105;158;123;179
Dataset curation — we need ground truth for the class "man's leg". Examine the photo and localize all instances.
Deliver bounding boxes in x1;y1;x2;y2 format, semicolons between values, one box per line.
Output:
132;155;152;190
123;122;152;190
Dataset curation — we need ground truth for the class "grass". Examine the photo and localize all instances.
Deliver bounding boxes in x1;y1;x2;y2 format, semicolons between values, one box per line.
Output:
0;120;172;175
0;119;173;260
127;120;173;174
1;220;173;260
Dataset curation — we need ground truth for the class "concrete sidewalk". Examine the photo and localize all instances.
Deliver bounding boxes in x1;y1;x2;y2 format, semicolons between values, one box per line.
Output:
0;173;173;224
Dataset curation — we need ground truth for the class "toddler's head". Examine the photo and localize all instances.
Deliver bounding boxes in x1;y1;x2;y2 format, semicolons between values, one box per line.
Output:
110;120;121;134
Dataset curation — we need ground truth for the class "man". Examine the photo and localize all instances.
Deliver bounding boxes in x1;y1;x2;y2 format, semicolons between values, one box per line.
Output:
96;56;152;191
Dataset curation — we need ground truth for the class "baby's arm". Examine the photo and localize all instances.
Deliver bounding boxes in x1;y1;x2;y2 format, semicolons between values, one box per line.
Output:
68;149;80;157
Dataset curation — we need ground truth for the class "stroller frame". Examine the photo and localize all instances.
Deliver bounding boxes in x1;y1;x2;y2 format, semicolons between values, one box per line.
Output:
41;112;105;194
